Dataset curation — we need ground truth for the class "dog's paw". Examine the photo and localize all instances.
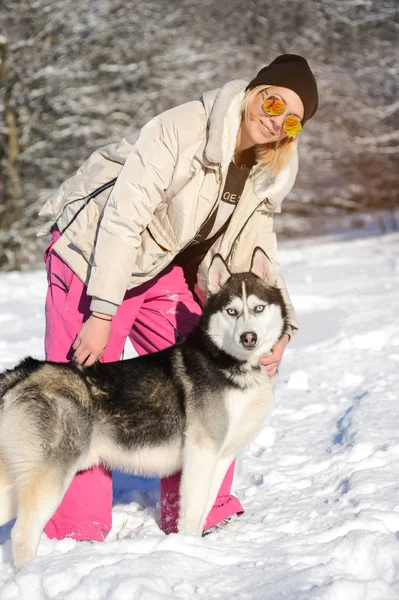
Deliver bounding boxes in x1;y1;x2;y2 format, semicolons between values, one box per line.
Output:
178;517;203;536
12;544;35;570
11;526;37;570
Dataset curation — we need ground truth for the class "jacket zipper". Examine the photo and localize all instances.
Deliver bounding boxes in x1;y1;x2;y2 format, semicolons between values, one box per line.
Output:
174;164;224;255
60;178;117;235
225;198;267;264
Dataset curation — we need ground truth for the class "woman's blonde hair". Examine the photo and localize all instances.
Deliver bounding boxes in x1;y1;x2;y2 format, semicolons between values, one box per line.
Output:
242;85;298;174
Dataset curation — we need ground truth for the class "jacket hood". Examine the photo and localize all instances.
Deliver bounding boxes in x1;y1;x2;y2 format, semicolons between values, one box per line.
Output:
201;80;298;213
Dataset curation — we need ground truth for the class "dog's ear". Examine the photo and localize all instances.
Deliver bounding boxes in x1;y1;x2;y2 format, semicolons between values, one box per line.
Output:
208;254;231;295
250;247;274;284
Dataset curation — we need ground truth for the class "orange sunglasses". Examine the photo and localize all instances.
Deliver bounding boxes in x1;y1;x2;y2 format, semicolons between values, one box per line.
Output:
262;89;303;136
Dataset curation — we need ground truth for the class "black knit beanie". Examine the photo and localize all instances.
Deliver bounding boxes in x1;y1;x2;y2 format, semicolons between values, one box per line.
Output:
246;54;318;125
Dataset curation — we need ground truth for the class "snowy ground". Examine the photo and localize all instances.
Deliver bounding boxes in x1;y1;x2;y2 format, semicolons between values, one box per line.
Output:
1;228;399;599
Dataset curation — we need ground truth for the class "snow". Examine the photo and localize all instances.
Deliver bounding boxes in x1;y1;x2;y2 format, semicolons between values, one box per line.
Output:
1;229;399;599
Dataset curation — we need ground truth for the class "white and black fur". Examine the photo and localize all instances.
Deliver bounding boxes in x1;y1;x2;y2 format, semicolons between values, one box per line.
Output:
0;248;287;569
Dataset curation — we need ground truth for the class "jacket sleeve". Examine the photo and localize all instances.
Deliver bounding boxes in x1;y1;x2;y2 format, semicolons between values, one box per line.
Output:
257;230;299;337
86;116;178;306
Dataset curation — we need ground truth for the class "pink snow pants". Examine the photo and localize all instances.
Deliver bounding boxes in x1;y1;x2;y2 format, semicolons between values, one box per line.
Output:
43;231;243;541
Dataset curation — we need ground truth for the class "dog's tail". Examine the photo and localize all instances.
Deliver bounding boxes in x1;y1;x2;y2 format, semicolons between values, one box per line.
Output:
0;357;42;401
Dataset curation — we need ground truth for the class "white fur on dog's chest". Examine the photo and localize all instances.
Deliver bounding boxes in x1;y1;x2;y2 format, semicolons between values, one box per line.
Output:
221;379;273;456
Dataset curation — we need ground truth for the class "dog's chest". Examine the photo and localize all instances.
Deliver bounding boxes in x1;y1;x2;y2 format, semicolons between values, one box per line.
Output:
222;381;273;455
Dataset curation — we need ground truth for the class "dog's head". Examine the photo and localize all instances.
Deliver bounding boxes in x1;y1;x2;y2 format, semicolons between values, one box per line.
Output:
204;248;288;363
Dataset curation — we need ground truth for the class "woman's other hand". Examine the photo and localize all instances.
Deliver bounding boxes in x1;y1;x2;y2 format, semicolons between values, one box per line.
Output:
259;332;290;377
72;313;112;366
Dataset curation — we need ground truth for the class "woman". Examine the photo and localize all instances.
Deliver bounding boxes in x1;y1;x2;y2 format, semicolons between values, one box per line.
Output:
38;54;318;541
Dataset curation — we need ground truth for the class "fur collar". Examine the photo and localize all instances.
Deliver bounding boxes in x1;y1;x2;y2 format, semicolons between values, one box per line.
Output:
201;81;298;213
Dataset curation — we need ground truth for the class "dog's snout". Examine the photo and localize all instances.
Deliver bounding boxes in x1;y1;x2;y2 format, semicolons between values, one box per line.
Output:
240;331;257;349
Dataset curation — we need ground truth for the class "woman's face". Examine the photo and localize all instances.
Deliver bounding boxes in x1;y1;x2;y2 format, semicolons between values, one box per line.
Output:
243;86;304;146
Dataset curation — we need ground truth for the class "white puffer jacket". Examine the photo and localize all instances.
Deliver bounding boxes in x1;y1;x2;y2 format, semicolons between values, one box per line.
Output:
38;80;299;333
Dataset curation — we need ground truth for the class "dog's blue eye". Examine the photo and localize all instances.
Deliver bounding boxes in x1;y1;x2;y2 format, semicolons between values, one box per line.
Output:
255;305;265;313
226;307;237;316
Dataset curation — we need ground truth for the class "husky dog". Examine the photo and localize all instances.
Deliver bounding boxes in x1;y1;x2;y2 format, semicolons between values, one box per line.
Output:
0;248;287;569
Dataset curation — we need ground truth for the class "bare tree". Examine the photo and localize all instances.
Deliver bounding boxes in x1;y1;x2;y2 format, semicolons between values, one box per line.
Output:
0;0;397;269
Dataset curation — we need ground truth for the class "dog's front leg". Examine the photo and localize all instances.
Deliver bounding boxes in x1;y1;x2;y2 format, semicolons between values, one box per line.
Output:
179;434;220;536
200;453;236;527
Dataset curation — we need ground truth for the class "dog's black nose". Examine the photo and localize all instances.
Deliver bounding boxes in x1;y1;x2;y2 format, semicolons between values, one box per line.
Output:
240;331;257;349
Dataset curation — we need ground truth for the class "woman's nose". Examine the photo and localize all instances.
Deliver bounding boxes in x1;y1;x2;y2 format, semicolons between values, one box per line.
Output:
270;113;286;132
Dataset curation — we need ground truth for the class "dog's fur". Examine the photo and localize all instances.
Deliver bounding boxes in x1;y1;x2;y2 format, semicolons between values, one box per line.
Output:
0;248;287;569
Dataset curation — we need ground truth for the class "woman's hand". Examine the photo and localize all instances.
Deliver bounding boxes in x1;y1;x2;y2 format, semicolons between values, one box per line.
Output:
72;313;112;366
259;332;290;377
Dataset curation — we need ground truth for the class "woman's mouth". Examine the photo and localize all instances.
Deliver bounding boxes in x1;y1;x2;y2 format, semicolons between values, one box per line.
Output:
260;120;274;136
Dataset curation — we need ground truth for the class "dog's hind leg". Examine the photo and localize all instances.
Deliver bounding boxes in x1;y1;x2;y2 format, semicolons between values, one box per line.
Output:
11;464;77;570
0;453;16;526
